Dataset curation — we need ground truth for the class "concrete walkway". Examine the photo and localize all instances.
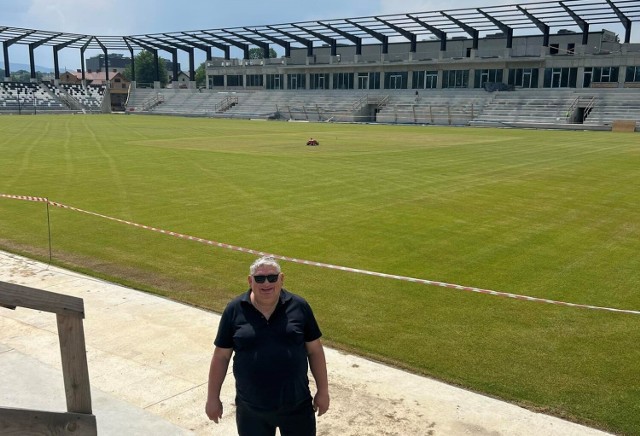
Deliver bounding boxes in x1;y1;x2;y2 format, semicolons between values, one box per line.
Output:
0;250;611;435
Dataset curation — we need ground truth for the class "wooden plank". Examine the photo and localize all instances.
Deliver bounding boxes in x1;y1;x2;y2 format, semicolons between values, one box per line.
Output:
57;314;93;414
0;281;84;317
0;407;97;436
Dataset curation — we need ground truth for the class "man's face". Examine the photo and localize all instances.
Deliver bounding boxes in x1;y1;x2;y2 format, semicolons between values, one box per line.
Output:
248;264;283;307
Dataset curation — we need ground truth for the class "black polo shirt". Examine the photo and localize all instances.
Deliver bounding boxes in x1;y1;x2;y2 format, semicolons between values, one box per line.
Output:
214;288;322;411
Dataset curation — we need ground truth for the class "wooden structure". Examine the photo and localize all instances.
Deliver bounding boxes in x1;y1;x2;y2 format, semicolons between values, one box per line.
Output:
0;281;96;435
612;120;637;132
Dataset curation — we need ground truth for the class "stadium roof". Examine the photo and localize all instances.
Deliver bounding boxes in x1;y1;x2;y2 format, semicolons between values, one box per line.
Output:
1;0;639;80
1;0;638;59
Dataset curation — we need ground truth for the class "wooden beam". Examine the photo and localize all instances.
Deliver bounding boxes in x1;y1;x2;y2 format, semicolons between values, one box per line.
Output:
57;314;92;414
0;407;96;435
0;281;84;317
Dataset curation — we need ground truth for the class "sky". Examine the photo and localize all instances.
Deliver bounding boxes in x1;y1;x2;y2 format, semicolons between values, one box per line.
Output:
1;0;637;71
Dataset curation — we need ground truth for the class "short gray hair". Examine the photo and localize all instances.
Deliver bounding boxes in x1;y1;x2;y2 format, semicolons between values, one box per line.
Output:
249;256;281;275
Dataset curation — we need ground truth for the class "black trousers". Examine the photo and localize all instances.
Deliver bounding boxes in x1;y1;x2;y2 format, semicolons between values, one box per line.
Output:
235;398;316;436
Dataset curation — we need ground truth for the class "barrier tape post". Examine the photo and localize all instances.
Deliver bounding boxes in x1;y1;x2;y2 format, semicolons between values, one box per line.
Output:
45;198;53;264
2;193;639;316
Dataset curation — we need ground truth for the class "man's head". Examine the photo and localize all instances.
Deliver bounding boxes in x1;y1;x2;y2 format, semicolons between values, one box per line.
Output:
249;256;281;276
248;256;284;307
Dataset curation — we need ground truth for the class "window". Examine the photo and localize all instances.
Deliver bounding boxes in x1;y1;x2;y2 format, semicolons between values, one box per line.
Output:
358;73;369;89
333;72;354;89
543;68;577;88
508;68;539;88
425;72;437;89
583;67;619;87
412;71;424;89
368;72;381;89
247;74;263;87
310;73;329;90
266;74;283;90
356;72;381;90
412;71;438;89
597;66;618;83
384;72;408;89
550;44;559;55
626;66;640;83
474;69;503;88
442;70;469;88
212;75;224;87
227;75;243;87
287;74;306;90
567;43;575;55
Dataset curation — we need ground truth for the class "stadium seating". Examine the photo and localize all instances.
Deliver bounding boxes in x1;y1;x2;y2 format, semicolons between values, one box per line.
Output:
0;82;68;113
375;89;492;125
124;88;494;124
0;82;109;114
76;84;640;131
60;84;105;112
468;88;640;129
223;90;368;121
469;89;578;126
578;88;640;128
125;88;252;116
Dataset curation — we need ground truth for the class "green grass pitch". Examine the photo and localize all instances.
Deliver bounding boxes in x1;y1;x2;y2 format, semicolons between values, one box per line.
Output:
1;114;639;434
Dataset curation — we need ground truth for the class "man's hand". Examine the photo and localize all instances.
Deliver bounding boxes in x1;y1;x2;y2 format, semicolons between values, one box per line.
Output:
313;390;330;416
206;347;232;423
205;398;224;423
306;339;330;417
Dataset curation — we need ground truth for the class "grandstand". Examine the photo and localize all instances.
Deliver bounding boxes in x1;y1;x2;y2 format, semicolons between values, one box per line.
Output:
1;0;639;130
0;82;106;114
0;82;66;113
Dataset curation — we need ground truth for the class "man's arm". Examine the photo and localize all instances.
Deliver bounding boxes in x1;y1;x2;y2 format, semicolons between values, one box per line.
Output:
306;339;330;416
205;346;233;423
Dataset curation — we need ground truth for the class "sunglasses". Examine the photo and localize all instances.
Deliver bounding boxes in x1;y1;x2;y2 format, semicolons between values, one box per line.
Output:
253;274;280;284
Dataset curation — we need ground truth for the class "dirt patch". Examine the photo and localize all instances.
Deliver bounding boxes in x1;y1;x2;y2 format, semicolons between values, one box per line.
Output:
312;379;436;435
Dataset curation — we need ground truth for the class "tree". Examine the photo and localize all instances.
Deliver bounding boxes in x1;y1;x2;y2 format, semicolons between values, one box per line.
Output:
10;70;42;82
123;50;169;87
249;47;277;59
195;62;206;87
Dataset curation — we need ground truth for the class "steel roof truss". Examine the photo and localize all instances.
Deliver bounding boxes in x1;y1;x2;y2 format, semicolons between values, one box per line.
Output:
406;14;447;52
318;21;362;55
375;17;416;52
605;0;632;42
441;12;479;49
292;24;336;56
223;29;269;58
243;28;291;57
202;31;248;59
185;33;230;60
266;26;313;57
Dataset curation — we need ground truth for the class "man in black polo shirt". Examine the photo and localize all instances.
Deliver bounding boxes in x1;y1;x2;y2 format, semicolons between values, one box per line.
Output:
205;256;329;435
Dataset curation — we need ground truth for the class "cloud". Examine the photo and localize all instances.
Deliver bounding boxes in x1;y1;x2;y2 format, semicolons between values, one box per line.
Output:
4;0;639;69
19;0;154;35
375;0;523;15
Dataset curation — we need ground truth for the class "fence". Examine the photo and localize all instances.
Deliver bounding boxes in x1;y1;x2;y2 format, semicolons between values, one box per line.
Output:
0;281;96;435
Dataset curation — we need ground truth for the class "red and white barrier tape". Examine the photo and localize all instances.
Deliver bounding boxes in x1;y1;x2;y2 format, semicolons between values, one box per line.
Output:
3;193;639;316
